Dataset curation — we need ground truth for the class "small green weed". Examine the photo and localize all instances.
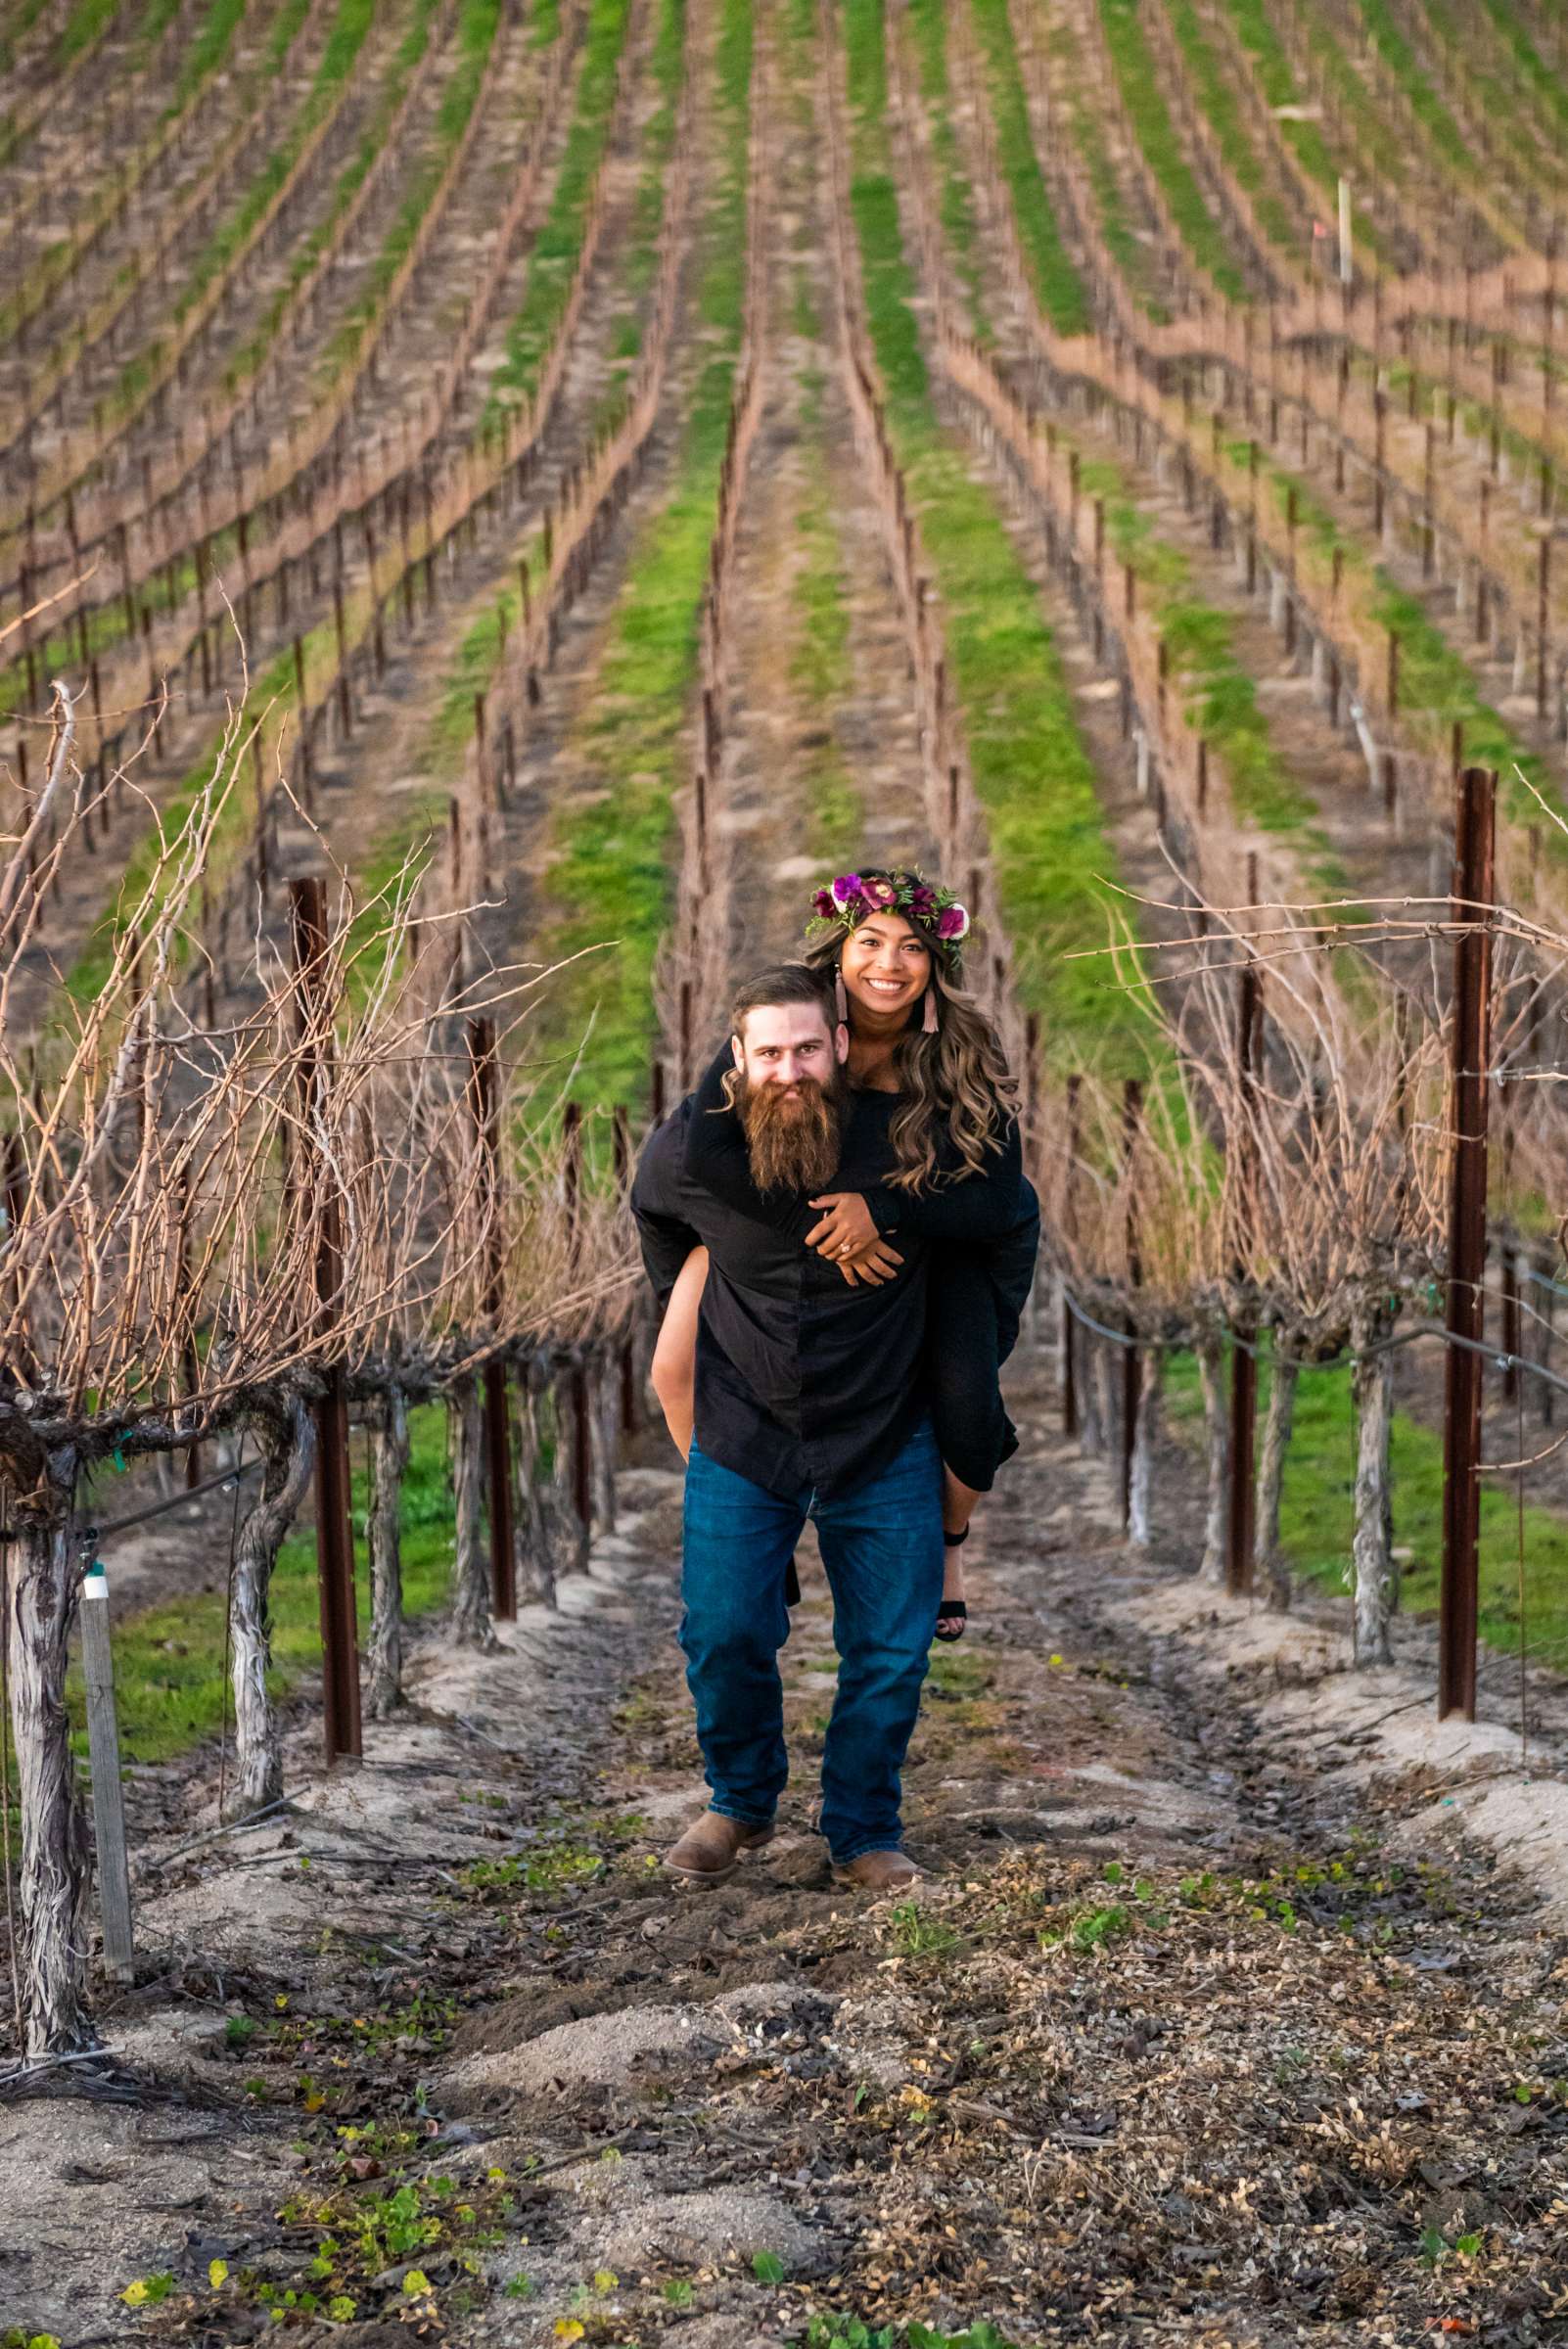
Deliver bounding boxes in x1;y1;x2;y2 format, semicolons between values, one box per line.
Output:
885;1901;961;1958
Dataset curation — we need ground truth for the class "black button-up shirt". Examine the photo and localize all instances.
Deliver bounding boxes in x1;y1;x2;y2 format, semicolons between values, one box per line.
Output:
631;1092;932;1502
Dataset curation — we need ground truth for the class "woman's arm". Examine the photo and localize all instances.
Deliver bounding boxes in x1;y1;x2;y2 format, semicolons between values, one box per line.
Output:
650;1245;707;1460
809;1118;1026;1250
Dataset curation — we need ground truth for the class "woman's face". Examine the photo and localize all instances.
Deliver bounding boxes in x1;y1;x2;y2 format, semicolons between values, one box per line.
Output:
841;912;933;1022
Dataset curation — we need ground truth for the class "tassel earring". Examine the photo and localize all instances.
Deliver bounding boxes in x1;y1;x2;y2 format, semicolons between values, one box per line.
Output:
922;987;940;1035
835;968;849;1022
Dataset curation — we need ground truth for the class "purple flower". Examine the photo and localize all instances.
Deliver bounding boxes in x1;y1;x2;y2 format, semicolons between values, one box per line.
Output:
937;903;970;942
811;887;836;919
910;885;937;917
863;877;898;908
831;873;863;910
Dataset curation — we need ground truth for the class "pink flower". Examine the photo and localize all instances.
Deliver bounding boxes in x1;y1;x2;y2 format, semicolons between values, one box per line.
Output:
811;887;836;919
937;903;970;942
831;873;863;909
863;878;898;909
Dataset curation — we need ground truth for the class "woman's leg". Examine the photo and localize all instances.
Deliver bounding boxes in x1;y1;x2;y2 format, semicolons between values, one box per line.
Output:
651;1247;708;1460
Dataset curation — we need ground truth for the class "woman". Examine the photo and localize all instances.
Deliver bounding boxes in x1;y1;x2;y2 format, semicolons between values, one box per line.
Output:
651;866;1039;1640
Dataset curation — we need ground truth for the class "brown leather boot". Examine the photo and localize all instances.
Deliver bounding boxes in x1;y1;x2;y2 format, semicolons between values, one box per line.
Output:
831;1848;922;1893
664;1809;776;1885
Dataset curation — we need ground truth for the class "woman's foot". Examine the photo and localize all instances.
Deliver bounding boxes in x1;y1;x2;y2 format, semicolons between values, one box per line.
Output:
935;1525;968;1643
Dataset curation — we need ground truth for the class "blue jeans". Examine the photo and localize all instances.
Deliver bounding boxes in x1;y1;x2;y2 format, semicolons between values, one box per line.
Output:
679;1420;945;1865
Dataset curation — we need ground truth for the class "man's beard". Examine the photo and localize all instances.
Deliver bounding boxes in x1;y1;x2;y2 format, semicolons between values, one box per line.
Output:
737;1069;846;1194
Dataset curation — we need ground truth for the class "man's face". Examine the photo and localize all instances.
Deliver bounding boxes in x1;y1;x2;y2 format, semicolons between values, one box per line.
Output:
730;1000;849;1193
731;1002;849;1100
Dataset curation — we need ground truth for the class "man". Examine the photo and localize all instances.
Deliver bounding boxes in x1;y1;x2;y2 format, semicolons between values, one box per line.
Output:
631;964;944;1894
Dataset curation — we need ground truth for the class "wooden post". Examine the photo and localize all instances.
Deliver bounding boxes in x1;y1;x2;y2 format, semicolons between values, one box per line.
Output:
288;880;362;1766
1439;768;1497;1722
79;1566;135;1984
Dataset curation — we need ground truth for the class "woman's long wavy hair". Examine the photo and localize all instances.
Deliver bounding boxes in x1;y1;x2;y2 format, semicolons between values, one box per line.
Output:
802;925;1016;1193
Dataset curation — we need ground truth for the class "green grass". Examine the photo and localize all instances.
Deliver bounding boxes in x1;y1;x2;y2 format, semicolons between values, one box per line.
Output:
531;0;753;1112
843;0;1149;1074
969;0;1091;337
68;1405;454;1769
790;357;864;869
1356;0;1466;168
167;0;385;343
1096;0;1249;304
311;0;505;391
1165;0;1294;253
1166;1346;1568;1675
1045;9;1170;322
1367;576;1568;859
486;0;637;417
1480;0;1568;140
903;0;992;343
1219;0;1382;259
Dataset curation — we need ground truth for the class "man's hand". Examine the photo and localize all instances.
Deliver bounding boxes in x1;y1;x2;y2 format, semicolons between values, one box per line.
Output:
807;1191;881;1262
833;1236;903;1286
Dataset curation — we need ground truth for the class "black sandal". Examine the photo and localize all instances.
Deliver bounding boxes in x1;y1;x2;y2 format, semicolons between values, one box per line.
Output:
935;1525;969;1642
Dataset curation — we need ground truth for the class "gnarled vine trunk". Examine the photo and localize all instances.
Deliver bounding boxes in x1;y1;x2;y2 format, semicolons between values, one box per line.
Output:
230;1391;316;1815
7;1447;93;2055
447;1376;493;1650
1128;1349;1162;1551
1351;1303;1397;1666
590;1359;619;1537
1195;1327;1230;1586
1257;1339;1301;1612
365;1385;409;1717
512;1373;555;1608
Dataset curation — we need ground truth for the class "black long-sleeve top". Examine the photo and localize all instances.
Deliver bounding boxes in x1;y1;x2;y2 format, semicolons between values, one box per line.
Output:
631;1088;934;1502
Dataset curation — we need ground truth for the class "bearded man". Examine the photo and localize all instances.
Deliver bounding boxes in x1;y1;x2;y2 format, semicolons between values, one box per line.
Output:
631;964;944;1894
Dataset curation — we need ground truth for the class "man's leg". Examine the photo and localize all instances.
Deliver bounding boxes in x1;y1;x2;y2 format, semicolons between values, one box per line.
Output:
811;1419;945;1866
680;1443;806;1828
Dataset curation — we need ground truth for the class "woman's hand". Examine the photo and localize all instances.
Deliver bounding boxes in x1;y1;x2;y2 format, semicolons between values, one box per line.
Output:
806;1191;880;1262
833;1236;903;1286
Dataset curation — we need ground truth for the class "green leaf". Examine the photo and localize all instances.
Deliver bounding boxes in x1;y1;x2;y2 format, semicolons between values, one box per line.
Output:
401;2270;432;2296
208;2258;229;2289
664;2280;694;2308
752;2249;785;2284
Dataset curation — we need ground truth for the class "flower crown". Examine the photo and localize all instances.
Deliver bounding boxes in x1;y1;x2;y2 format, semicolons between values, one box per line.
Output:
807;868;971;958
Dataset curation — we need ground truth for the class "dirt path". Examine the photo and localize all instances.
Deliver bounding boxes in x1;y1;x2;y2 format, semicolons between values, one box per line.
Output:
4;1346;1566;2348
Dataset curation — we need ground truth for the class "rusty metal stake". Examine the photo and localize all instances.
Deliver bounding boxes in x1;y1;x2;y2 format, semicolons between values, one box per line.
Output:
1439;767;1497;1722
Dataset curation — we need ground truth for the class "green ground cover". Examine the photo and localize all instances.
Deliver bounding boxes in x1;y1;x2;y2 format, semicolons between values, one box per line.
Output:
1096;0;1249;305
1045;10;1170;323
1165;1345;1568;1675
968;0;1091;337
904;0;992;344
1479;0;1568;140
1165;0;1295;254
791;331;864;871
1083;453;1344;890
1219;0;1383;258
310;0;508;391
530;0;754;1114
65;1405;453;1770
486;0;638;416
842;0;1149;1073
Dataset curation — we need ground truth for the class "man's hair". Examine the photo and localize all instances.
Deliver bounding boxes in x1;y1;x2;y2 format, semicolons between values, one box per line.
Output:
728;962;835;1043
